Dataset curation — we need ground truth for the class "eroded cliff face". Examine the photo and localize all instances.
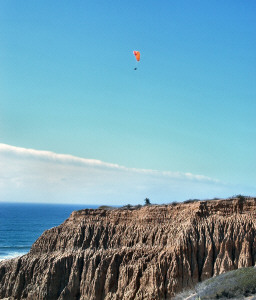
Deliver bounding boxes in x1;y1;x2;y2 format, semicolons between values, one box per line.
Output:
0;198;256;300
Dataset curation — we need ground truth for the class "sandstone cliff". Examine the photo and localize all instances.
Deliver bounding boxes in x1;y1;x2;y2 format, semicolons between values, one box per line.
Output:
0;198;256;300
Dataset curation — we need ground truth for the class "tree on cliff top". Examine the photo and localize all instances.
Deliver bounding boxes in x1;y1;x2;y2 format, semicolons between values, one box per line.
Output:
144;198;151;205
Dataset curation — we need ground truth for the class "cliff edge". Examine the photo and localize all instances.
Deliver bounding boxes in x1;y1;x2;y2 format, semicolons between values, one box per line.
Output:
1;198;256;300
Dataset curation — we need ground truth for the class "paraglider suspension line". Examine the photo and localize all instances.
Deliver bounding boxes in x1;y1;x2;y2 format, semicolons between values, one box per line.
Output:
134;60;138;70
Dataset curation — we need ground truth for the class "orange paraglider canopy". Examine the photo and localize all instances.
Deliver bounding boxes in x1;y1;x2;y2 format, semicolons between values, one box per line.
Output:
133;51;140;61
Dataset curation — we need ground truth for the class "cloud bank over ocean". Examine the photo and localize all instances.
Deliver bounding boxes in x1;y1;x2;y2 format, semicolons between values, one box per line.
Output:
0;143;246;205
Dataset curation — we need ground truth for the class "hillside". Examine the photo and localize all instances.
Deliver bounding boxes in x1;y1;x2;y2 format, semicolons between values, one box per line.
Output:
175;266;256;299
0;197;256;299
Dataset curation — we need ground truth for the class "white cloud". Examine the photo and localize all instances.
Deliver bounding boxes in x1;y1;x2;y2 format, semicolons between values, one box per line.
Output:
0;143;240;205
0;143;217;181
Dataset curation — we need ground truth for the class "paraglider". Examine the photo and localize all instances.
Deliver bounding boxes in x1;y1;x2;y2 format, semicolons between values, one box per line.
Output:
133;51;140;70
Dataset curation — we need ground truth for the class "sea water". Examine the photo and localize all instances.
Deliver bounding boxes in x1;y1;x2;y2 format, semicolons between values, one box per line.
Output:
0;202;97;261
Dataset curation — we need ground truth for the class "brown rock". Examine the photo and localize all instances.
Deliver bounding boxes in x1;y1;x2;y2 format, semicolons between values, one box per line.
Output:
1;198;256;299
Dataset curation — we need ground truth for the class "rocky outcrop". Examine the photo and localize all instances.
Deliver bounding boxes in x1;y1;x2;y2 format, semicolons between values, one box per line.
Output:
1;198;256;299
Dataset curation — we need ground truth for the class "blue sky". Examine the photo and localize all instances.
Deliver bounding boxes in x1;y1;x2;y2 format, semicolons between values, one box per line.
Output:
0;1;255;204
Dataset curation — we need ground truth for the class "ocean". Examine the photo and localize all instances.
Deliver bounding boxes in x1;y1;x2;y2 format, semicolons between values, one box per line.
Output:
0;202;98;261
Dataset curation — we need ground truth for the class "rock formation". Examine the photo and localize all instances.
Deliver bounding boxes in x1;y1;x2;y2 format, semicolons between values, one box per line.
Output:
1;197;256;300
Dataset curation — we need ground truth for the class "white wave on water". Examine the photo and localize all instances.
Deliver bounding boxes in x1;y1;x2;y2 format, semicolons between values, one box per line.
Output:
0;251;27;262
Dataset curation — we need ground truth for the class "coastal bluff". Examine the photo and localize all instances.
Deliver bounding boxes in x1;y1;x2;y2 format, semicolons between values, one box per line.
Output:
1;198;256;300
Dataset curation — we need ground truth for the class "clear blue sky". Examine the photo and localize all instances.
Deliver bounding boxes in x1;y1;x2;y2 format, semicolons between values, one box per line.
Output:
0;1;255;203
